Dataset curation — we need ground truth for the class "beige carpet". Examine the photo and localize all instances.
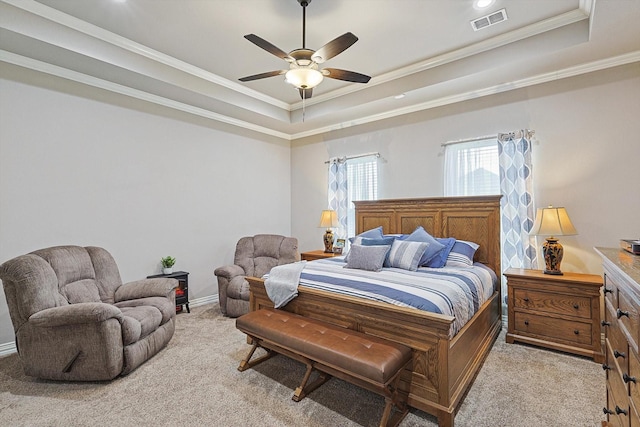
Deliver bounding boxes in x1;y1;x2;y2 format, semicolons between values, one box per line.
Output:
0;304;605;426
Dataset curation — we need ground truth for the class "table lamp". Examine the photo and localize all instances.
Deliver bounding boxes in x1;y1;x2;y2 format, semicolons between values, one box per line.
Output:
319;210;339;253
530;206;577;275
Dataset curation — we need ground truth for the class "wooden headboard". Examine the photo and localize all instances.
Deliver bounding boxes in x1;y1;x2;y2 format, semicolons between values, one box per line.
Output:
354;195;502;275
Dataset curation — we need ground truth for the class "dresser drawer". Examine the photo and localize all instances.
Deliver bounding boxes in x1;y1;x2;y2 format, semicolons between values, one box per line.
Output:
513;288;591;319
609;355;632;425
619;290;640;352
513;312;592;345
630;350;640;415
608;303;631;369
605;274;619;310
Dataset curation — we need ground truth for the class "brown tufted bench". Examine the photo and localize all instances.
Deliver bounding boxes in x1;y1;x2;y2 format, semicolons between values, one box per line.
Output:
236;308;412;427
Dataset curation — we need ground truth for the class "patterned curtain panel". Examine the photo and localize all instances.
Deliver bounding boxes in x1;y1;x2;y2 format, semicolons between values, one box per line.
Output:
497;130;538;270
327;157;348;239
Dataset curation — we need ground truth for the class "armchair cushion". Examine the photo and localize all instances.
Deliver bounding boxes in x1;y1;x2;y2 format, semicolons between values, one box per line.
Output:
120;306;163;345
226;276;250;300
62;279;102;304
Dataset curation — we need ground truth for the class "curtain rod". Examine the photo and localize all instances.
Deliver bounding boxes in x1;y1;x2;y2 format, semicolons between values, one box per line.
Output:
441;135;497;147
324;152;380;164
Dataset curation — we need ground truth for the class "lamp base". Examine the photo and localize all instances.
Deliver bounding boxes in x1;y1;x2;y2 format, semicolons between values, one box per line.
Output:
323;229;334;253
542;237;564;275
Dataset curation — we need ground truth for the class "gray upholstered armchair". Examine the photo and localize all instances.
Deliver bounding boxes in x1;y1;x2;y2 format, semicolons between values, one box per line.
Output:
0;245;177;381
214;234;299;317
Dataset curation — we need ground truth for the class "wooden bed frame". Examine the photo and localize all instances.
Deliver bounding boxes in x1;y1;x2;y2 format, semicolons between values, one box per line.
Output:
247;196;502;427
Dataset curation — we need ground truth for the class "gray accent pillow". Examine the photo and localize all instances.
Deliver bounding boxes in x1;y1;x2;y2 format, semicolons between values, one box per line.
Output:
388;240;429;271
344;244;390;272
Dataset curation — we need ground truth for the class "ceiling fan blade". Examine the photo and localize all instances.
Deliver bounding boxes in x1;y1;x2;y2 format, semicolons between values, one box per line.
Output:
298;88;313;100
322;68;371;83
244;34;293;62
312;32;358;63
239;70;287;82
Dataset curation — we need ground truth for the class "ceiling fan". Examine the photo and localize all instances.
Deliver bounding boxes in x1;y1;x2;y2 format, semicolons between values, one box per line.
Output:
239;0;371;100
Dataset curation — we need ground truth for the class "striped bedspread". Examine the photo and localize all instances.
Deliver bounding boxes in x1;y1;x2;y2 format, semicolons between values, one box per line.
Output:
285;257;497;337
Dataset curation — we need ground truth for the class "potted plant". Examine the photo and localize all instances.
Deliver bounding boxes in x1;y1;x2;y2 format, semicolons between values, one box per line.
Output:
161;256;176;275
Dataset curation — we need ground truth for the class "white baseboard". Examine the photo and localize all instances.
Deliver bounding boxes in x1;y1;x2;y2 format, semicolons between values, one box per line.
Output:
0;341;17;357
0;294;221;358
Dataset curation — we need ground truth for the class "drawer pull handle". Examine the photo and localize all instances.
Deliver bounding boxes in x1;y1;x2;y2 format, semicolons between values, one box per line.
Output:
614;350;626;359
617;309;629;319
623;373;637;384
524;320;529;326
574;330;579;335
573;304;579;309
604;287;613;294
601;320;611;327
602;364;612;371
615;406;628;416
603;407;614;415
523;297;530;303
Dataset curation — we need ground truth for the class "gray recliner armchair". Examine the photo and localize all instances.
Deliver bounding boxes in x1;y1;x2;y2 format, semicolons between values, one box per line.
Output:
0;245;177;381
214;234;299;317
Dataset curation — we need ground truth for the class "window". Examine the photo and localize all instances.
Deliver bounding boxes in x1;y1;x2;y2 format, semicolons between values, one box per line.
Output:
345;157;378;237
327;154;378;239
444;138;500;196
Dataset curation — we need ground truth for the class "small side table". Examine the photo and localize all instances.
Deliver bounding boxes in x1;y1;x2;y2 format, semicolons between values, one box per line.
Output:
147;270;190;313
301;250;340;261
504;268;603;362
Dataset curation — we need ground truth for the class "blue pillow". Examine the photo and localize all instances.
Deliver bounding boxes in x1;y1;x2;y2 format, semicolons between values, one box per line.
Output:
405;226;445;266
424;237;456;268
445;240;480;267
388;240;429;271
348;226;384;246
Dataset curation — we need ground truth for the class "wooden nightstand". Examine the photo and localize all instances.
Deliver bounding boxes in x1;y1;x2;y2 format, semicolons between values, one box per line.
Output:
504;268;603;362
301;250;340;261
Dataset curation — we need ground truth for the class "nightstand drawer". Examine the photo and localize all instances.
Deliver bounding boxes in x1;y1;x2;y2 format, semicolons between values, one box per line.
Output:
513;288;591;319
514;312;592;345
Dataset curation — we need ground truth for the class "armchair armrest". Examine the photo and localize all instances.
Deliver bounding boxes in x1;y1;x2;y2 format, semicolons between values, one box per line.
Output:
29;303;123;328
214;264;245;280
115;278;177;303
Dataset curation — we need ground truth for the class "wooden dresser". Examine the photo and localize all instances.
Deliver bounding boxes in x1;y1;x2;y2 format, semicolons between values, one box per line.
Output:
596;247;640;427
504;268;603;362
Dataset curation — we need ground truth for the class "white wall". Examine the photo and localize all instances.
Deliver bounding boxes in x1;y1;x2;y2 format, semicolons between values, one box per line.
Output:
292;63;640;276
0;65;292;346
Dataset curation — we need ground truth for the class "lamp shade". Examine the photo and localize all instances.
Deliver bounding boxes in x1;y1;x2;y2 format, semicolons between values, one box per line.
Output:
530;206;577;237
319;210;339;228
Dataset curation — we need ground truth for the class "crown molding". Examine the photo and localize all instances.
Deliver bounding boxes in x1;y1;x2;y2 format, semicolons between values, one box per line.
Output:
1;0;291;111
0;50;292;141
290;51;640;141
290;6;591;110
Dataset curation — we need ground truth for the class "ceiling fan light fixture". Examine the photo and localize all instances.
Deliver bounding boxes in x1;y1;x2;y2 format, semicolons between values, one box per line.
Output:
285;68;324;89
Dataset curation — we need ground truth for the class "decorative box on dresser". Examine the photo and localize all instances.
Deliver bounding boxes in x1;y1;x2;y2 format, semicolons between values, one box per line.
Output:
596;247;640;427
504;268;603;362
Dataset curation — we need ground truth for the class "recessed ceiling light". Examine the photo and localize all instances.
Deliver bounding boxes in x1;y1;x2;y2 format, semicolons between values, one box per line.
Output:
394;94;406;99
474;0;495;9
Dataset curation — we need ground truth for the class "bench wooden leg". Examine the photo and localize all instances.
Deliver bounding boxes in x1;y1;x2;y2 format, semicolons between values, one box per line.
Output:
292;363;331;402
238;341;274;372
